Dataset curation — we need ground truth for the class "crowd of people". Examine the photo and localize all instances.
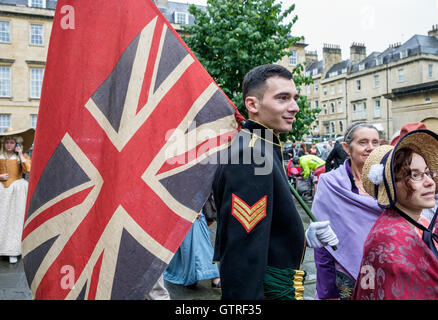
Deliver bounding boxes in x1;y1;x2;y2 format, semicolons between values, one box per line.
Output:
210;64;438;301
1;63;437;301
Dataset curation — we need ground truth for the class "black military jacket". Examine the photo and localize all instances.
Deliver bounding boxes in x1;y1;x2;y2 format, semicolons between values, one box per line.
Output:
213;120;306;300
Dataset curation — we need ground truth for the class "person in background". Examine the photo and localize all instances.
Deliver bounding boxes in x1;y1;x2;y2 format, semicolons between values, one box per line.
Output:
354;129;438;299
318;144;329;161
327;140;334;153
287;143;298;160
164;205;221;289
325;140;348;172
298;154;325;193
312;122;383;300
308;143;318;155
298;143;307;157
0;128;34;264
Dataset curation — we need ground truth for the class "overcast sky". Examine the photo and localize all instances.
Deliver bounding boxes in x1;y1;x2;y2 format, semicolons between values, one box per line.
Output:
170;0;438;60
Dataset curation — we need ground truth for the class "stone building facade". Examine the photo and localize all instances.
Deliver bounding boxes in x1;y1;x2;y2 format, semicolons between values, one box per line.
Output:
302;26;438;140
0;0;56;132
1;0;437;139
0;0;202;132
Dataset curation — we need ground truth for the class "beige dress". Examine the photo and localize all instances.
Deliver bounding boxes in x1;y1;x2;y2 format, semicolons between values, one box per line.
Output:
0;153;31;256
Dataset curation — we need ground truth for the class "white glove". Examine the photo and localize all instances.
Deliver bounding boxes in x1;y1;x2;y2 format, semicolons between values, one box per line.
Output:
305;221;339;248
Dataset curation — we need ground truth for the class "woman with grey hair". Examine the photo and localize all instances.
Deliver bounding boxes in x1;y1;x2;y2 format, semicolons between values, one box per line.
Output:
311;122;384;299
0;128;34;264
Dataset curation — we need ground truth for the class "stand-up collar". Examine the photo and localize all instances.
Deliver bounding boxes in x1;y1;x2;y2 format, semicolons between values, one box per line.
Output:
241;120;282;146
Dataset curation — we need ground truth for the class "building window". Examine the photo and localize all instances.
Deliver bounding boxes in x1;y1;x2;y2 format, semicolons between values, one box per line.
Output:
357;103;363;120
30;114;38;128
374;100;381;118
400;50;408;59
314;100;319;109
374;75;380;87
353;103;367;120
30;24;43;45
331;122;335;133
339;121;344;133
330;102;335;114
0;114;10;132
30;68;44;99
0;21;10;43
29;0;46;8
359;63;365;71
0;66;11;97
337;100;343;113
425;96;431;102
323;87;327;96
356;80;361;91
398;69;405;82
312;69;318;76
330;85;335;95
428;64;433;78
289;50;297;66
306;85;311;95
338;83;343;94
314;82;319;91
323;104;327;115
174;12;188;25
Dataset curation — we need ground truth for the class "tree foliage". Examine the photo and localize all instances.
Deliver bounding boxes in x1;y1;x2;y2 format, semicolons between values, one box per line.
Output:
182;0;320;142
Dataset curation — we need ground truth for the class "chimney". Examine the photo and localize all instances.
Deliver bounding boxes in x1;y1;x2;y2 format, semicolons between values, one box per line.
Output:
350;42;367;66
389;42;401;49
155;0;168;8
428;24;438;37
305;50;318;63
323;44;342;72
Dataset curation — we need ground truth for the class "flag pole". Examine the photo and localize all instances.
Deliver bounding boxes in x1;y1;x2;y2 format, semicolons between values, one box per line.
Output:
288;181;337;251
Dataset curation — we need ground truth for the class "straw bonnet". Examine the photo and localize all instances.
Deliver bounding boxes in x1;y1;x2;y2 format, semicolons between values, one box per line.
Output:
0;128;35;153
362;129;438;208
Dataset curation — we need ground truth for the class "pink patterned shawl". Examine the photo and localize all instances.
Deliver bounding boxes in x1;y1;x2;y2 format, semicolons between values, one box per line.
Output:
353;208;438;300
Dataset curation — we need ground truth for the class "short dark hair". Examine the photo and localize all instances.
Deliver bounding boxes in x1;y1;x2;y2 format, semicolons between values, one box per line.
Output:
242;64;293;103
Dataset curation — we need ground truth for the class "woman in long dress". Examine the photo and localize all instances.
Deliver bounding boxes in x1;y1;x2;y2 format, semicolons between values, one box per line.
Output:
0;128;34;264
164;210;220;288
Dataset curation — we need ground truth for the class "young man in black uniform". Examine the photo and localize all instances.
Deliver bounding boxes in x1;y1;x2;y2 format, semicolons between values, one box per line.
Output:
213;64;338;300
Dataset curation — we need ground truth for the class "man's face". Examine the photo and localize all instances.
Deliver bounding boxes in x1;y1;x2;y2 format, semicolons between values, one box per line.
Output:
249;76;299;134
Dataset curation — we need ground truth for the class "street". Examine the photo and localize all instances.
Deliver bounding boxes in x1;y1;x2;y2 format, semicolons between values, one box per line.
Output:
0;198;316;300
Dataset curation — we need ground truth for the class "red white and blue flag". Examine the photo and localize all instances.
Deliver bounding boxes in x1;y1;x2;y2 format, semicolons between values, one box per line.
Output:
22;0;242;299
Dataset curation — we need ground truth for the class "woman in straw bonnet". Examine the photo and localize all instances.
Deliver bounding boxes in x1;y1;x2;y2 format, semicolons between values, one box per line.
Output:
0;128;34;264
353;129;438;300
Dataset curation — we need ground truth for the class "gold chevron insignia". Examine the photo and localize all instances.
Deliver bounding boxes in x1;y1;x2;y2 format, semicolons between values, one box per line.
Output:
231;194;267;233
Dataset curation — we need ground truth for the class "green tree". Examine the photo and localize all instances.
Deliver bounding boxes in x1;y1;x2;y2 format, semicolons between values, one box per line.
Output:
182;0;320;142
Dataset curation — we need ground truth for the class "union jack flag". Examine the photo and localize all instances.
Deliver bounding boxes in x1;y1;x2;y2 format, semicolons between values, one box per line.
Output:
22;0;242;299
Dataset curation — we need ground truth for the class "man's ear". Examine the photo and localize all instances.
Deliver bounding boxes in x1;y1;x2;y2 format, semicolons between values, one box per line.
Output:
245;96;259;115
